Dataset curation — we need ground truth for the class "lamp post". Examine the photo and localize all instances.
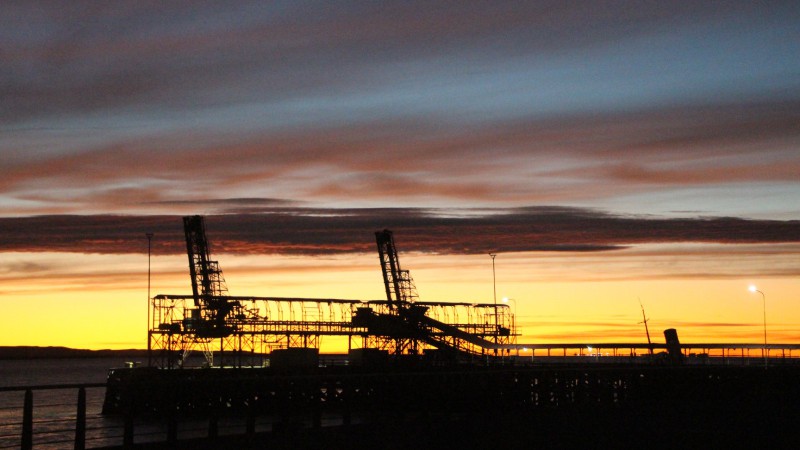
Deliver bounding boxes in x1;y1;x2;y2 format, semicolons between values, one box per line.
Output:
522;347;532;364
146;233;154;365
490;253;497;346
748;285;767;368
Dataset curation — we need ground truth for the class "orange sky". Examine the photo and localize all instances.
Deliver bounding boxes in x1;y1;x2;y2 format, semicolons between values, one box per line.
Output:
1;3;798;351
2;243;797;350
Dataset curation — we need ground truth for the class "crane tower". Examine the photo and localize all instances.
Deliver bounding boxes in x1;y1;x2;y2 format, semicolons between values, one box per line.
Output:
375;229;418;309
183;215;240;338
147;217;515;368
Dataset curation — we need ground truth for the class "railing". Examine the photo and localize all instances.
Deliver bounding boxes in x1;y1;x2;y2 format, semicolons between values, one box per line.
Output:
506;342;800;360
5;355;800;448
1;384;105;449
0;384;260;449
0;382;353;449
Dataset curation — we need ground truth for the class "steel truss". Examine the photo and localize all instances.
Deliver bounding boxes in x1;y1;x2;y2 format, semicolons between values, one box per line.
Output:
148;295;515;367
148;217;516;368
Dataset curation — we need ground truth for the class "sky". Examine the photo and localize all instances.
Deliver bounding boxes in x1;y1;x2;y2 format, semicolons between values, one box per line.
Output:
1;1;799;351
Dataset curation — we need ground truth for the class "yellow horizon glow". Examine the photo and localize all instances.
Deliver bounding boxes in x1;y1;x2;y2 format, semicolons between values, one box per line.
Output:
0;244;798;350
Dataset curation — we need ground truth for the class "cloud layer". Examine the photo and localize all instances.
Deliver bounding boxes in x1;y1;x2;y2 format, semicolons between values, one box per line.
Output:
1;207;798;256
1;1;799;218
3;3;798;350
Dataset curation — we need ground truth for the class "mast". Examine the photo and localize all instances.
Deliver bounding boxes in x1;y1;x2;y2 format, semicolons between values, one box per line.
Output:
639;298;653;356
375;229;418;311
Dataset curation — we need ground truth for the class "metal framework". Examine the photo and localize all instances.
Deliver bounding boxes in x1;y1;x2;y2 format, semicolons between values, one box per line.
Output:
148;217;514;368
146;216;798;369
358;229;511;357
375;229;418;309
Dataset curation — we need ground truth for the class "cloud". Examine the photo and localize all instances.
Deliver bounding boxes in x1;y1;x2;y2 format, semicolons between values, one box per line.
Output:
4;1;753;123
2;98;798;216
1;2;798;220
0;207;798;258
149;197;301;209
5;1;796;125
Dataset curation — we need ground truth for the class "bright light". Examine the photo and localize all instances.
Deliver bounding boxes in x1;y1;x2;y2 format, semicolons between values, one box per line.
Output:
747;284;768;368
502;297;509;303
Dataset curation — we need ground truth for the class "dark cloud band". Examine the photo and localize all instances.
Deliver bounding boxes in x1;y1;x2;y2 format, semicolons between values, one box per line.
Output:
1;206;797;255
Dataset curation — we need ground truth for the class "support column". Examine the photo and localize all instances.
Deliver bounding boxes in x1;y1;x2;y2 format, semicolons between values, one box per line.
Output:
74;387;86;450
21;389;32;450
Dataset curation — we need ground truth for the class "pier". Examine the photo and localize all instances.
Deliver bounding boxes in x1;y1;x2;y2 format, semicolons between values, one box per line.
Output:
5;359;800;449
7;215;797;448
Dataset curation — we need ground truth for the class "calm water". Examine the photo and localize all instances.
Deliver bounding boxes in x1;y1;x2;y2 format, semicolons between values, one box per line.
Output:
1;357;152;449
0;357;279;449
0;357;122;387
0;357;178;449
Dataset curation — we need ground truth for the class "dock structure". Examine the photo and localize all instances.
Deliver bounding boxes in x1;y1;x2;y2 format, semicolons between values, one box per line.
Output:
99;363;800;449
148;216;514;369
148;295;513;368
148;216;799;369
94;216;800;448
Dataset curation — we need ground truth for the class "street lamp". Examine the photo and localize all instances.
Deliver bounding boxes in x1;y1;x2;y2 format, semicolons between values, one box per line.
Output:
146;233;154;365
522;347;533;364
490;253;497;345
748;285;767;368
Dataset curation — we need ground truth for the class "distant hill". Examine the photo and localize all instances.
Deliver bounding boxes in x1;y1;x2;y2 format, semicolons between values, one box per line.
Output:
0;346;149;360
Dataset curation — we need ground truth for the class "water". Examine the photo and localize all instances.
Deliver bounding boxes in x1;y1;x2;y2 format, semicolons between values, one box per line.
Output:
0;357;118;387
0;357;134;449
0;357;281;449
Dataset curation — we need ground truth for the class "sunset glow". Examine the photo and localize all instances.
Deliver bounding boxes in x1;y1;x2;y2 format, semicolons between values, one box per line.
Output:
1;1;798;350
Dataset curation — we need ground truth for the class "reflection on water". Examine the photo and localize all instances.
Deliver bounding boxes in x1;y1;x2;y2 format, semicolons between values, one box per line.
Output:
0;357;130;449
0;357;132;387
0;358;348;449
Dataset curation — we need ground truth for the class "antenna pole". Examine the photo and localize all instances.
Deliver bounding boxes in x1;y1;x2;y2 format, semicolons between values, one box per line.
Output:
490;253;497;347
639;298;653;356
146;233;153;365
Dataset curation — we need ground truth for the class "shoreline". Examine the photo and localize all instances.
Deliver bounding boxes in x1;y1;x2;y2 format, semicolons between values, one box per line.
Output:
0;346;150;360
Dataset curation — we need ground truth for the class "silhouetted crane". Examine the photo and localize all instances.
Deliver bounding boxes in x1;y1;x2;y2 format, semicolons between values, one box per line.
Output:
183;215;238;337
375;229;418;310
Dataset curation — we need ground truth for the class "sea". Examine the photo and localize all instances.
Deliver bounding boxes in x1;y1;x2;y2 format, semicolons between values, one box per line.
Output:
0;357;243;449
0;357;320;449
0;357;132;449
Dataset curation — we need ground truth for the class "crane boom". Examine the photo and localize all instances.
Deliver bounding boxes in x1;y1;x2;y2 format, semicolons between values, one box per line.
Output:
183;215;235;337
375;229;418;310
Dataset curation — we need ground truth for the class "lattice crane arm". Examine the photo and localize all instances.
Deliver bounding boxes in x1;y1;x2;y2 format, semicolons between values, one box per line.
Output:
182;215;234;337
375;229;418;310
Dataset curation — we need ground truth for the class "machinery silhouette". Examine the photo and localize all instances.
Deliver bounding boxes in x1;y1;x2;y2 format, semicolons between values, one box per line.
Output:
105;216;800;450
148;216;514;368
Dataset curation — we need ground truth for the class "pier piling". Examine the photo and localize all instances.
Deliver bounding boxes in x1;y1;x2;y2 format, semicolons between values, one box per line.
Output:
21;389;32;450
74;387;86;450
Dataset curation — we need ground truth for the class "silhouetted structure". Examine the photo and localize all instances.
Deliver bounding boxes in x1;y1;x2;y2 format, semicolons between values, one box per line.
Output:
148;216;514;369
664;328;684;365
102;217;800;450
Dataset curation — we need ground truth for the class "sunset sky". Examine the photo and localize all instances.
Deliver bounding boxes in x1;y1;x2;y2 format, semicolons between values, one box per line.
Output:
2;1;799;351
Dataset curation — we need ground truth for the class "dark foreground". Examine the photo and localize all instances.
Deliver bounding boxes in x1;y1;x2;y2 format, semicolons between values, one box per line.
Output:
99;363;800;449
97;406;799;450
